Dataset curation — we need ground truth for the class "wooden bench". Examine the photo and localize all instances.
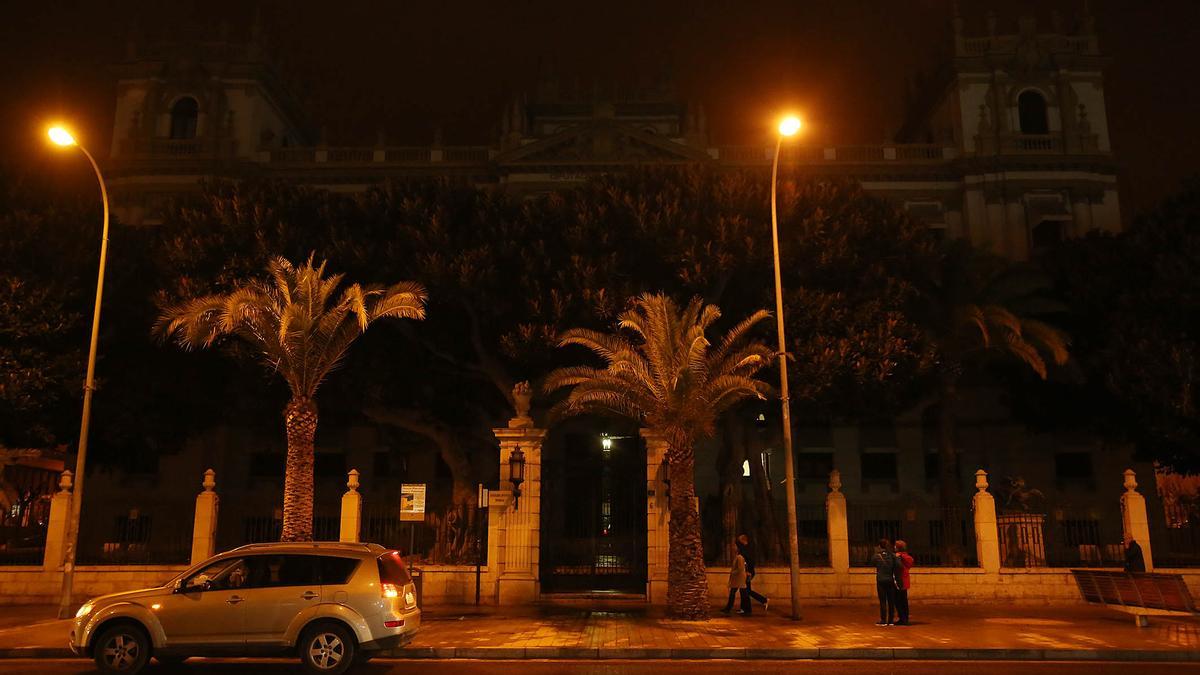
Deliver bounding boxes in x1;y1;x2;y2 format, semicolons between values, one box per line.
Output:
1071;569;1197;626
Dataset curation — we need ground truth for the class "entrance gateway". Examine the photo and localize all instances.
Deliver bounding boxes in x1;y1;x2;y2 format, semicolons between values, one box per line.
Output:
540;425;647;594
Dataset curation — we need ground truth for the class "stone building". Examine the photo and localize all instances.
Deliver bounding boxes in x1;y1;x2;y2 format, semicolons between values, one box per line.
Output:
105;10;1119;263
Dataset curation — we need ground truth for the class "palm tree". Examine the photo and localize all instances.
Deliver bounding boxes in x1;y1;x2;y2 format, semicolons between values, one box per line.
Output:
918;242;1069;557
158;256;427;541
544;294;773;619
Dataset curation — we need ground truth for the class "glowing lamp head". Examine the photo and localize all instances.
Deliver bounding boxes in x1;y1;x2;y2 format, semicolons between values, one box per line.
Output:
48;127;77;147
778;116;802;137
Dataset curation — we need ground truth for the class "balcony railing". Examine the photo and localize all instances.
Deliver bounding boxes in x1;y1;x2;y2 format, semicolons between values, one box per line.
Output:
715;144;954;164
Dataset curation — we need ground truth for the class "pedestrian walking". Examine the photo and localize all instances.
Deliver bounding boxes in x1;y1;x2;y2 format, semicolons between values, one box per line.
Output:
871;538;897;626
721;545;749;615
737;534;769;612
894;539;914;625
1124;537;1146;573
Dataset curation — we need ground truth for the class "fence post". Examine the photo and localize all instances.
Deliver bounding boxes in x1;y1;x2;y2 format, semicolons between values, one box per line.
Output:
826;470;850;575
43;471;74;571
190;469;219;565
1120;469;1154;571
340;469;362;543
973;470;1001;573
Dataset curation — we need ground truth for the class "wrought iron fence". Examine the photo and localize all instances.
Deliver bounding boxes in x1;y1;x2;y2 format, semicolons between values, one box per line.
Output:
849;503;977;567
1154;501;1200;567
77;512;192;565
998;507;1124;568
219;507;343;551
0;498;50;565
361;497;487;565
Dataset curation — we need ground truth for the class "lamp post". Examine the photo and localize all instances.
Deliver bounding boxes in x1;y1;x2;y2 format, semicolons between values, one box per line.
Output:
47;126;110;619
771;115;804;620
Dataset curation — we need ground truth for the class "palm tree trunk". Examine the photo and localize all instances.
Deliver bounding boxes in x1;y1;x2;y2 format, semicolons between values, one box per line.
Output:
717;418;746;565
666;429;709;620
935;376;965;564
281;397;318;542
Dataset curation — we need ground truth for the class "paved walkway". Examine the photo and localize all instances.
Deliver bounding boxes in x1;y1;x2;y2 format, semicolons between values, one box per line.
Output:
2;602;1198;661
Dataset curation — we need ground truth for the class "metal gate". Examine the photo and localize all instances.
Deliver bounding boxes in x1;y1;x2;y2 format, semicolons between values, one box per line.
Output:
540;430;646;593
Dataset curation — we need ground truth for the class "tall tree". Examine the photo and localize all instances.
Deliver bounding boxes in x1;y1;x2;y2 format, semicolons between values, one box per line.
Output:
158;256;427;540
915;241;1069;523
545;294;773;619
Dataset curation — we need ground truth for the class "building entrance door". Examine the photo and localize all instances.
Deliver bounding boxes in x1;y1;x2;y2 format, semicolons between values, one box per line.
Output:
540;426;646;594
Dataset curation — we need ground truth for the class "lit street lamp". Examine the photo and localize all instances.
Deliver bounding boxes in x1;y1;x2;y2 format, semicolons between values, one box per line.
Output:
46;125;111;619
770;114;803;620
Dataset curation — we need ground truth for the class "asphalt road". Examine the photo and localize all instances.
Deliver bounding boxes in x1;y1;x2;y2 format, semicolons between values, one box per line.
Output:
1;660;1198;675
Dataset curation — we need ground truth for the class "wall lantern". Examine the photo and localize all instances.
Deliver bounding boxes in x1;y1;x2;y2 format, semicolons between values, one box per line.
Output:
660;456;671;502
509;447;526;510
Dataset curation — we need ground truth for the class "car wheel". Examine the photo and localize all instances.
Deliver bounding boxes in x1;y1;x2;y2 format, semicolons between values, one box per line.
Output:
93;623;151;674
299;622;357;675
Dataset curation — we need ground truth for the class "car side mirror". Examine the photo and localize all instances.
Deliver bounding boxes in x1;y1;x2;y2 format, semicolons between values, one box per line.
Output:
171;579;182;593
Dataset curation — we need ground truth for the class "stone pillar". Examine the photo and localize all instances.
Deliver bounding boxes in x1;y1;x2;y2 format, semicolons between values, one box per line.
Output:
43;471;74;571
340;469;362;543
1121;469;1154;571
642;430;670;604
190;469;219;565
1005;200;1029;260
826;470;850;575
1071;196;1093;236
973;470;1001;573
493;387;545;605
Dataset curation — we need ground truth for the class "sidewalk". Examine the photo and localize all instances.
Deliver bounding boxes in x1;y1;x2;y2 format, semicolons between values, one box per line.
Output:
2;602;1198;661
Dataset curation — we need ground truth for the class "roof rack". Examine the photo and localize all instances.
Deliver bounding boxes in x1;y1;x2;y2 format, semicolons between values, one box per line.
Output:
228;541;384;553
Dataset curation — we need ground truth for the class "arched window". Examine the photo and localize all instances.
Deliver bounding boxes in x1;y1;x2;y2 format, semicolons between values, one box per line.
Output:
169;97;199;140
1017;90;1049;135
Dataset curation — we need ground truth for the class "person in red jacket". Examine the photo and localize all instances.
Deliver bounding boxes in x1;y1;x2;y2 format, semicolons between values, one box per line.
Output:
894;540;915;626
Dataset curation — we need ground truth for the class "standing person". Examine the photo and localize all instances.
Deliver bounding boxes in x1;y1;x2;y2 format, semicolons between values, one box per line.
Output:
737;534;769;612
721;545;749;615
894;540;915;626
871;538;897;626
1124;537;1146;573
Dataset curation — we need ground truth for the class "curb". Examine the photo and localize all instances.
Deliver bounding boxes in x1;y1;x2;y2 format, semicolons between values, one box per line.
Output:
3;647;1199;662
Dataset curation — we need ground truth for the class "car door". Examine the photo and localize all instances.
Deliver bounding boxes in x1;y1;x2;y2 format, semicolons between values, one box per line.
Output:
240;554;322;647
154;557;248;648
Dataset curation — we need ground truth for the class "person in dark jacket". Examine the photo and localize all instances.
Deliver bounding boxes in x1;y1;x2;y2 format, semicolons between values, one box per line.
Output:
1124;537;1146;573
737;534;769;613
871;538;897;626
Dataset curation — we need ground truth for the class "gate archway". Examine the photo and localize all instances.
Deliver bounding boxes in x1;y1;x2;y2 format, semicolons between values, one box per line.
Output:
539;416;647;594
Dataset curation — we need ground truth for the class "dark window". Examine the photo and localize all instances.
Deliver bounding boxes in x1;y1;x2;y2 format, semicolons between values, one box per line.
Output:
315;453;346;478
243;554;319;588
169;97;199;140
377;550;413;585
861;452;898;482
1031;220;1063;255
318;556;361;585
1055;452;1094;481
183;557;246;592
1018;91;1049;134
249;453;283;478
797;453;834;481
861;421;897;448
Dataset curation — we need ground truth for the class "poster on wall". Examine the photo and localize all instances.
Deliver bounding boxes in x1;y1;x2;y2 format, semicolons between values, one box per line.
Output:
400;483;426;522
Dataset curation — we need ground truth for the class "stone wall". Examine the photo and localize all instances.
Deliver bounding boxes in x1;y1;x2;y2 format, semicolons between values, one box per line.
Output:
0;566;186;605
705;566;1200;605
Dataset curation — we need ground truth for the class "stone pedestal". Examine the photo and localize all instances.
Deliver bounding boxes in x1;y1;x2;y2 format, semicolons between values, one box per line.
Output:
642;431;670;604
43;471;73;572
972;470;1002;573
190;470;219;565
340;470;362;543
825;470;850;575
1120;469;1154;571
492;414;545;605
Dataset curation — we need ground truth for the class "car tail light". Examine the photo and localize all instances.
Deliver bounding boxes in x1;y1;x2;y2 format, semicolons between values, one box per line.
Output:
381;582;400;599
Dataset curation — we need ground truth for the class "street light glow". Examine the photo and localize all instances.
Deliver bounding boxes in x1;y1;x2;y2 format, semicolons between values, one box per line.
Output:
48;126;77;146
778;116;802;137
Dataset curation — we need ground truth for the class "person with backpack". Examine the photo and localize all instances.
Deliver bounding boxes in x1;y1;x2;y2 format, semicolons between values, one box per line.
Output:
871;538;898;626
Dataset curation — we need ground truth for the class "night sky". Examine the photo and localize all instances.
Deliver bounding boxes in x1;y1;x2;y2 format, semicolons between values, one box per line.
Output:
2;0;1196;220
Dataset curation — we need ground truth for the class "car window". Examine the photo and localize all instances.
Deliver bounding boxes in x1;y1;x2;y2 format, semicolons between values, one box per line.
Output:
318;556;360;585
242;555;319;588
183;558;246;592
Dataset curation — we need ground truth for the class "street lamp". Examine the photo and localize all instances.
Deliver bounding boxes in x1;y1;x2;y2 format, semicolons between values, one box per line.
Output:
46;125;111;619
770;114;804;620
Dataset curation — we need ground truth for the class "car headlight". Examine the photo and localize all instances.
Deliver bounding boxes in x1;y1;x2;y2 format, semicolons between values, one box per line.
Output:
75;602;93;619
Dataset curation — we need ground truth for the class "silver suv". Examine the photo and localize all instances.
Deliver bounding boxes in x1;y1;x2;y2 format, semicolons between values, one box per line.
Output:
69;542;420;674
